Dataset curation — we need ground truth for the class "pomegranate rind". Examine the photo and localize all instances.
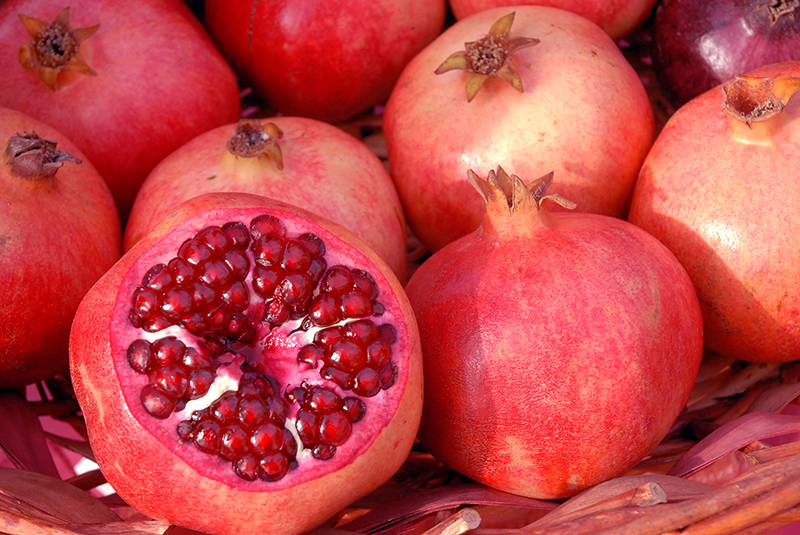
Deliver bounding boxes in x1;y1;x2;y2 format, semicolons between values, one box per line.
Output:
629;61;800;363
69;192;422;535
407;208;703;500
0;106;120;388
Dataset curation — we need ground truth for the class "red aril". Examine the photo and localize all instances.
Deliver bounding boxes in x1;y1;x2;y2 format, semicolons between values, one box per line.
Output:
69;192;422;535
0;0;242;218
124;117;409;283
448;0;657;40
628;62;800;363
405;167;702;499
0;106;120;389
384;8;654;253
203;0;446;123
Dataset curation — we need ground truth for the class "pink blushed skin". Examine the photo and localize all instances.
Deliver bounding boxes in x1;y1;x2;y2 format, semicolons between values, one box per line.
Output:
0;0;242;218
204;0;446;124
69;192;423;535
405;171;703;500
124;117;409;283
628;61;800;363
384;6;655;253
448;0;658;41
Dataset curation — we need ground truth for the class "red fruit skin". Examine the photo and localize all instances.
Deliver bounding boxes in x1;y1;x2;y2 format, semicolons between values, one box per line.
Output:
628;61;800;363
384;7;655;253
0;107;121;389
203;0;446;123
406;204;702;499
449;0;657;40
69;192;423;535
124;116;409;283
0;0;242;217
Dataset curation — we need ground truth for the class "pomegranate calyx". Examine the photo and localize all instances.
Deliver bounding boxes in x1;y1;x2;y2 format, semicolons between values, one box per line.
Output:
764;0;798;25
722;75;800;125
435;12;540;102
227;120;284;170
18;7;99;92
3;131;81;180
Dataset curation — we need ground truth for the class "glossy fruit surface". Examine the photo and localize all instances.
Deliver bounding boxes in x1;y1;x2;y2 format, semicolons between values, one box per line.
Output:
204;0;446;123
70;192;422;535
629;62;800;363
406;168;703;499
0;0;242;217
0;106;120;388
384;7;654;253
125;117;409;282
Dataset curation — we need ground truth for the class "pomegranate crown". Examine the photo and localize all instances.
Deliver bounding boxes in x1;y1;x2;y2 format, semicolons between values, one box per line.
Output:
227;120;285;170
467;166;576;213
435;12;540;102
4;131;81;180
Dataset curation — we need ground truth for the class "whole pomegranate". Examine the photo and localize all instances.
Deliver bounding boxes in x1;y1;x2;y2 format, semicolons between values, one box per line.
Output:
384;8;655;253
628;62;800;363
448;0;657;40
0;0;242;218
69;192;422;535
405;167;703;500
0;106;120;389
203;0;446;123
124;117;409;283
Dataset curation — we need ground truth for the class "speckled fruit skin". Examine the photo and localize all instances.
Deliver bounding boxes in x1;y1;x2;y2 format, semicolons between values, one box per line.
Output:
204;0;446;124
448;0;657;40
69;192;423;535
0;107;120;389
124;116;409;283
628;61;800;363
405;175;702;499
0;0;242;218
384;6;655;253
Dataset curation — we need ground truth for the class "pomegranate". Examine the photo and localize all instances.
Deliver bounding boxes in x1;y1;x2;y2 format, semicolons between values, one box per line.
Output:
0;106;120;389
0;0;242;218
69;192;422;535
384;8;655;253
628;62;800;363
448;0;657;40
124;117;409;283
203;0;446;123
405;167;703;500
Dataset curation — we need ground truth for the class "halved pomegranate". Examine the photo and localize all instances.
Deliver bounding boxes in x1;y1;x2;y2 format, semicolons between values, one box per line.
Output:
69;192;422;535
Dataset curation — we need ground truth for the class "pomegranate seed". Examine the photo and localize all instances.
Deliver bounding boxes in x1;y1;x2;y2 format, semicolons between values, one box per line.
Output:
181;346;212;369
180;312;206;335
306;387;342;414
194;419;222;453
250;214;286;240
220;422;249;461
131;288;159;320
143;315;172;332
298;345;325;368
312;444;336;460
277;272;312;305
259;453;289;481
295;410;318;446
314;326;345;348
142;264;173;292
140;384;175;419
298;233;325;258
222;221;251;249
328;339;366;373
380;362;399;390
249;422;284;455
344;319;380;344
379;323;397;345
308;257;327;285
342;397;366;423
221;280;250;311
237;395;268;428
320;366;353;390
179;239;214;266
366;338;391;368
280;239;311;272
189;282;217;310
150;364;189;398
307;294;340;326
210;391;239;423
221;249;250;280
177;420;193;441
264;395;289;424
239;370;275;397
151;337;186;366
199;259;233;288
234;454;260;481
340;290;373;318
352;269;378;300
187;369;214;399
252;235;285;266
353;367;380;397
320;266;352;296
252;265;281;298
264;298;290;325
127;339;153;374
160;287;193;319
282;428;298;458
168;257;197;286
196;226;231;253
318;412;351;446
